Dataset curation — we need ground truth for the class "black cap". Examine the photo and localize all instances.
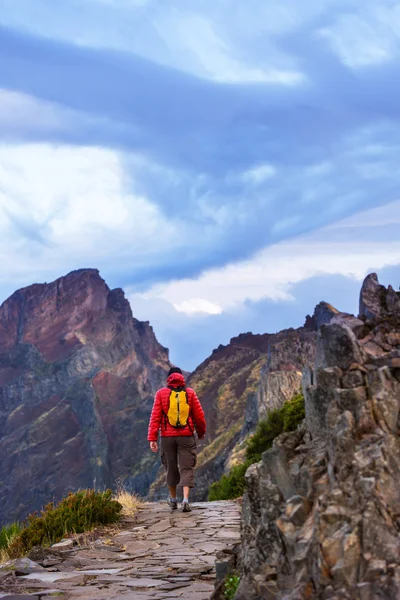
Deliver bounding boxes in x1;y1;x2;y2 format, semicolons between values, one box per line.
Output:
168;367;182;377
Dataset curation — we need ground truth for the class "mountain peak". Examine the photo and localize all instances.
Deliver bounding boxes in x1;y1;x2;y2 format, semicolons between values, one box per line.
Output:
0;269;171;525
304;301;340;331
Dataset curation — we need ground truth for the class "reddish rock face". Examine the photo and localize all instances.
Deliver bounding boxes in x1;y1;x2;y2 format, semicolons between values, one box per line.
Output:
0;269;171;525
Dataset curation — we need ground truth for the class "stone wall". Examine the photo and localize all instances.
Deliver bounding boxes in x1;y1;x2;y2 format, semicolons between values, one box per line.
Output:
236;274;400;599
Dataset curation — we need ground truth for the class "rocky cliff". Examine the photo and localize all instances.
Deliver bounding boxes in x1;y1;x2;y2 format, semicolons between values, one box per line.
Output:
149;311;325;501
0;269;171;526
236;274;400;599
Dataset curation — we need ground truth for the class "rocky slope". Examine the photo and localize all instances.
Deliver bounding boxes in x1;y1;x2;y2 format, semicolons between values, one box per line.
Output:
0;269;171;526
235;274;400;599
149;303;339;501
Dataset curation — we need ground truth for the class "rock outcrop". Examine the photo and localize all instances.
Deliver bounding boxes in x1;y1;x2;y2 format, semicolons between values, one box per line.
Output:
236;274;400;599
0;269;171;526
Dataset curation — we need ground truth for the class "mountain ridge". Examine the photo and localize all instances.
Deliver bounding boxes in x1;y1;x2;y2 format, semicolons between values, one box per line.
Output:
148;299;337;500
0;268;171;526
0;267;377;524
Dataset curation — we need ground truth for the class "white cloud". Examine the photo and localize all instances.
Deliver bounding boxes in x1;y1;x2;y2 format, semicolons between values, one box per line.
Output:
0;1;306;85
0;89;69;133
326;198;400;228
131;201;400;315
318;4;400;68
0;143;179;286
153;11;304;84
173;298;222;315
242;164;277;184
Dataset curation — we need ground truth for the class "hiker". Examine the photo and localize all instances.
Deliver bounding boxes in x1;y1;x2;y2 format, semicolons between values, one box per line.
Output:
148;367;206;512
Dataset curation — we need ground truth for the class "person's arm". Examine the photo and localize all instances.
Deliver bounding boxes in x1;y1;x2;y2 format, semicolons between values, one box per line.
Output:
191;390;206;439
148;391;163;450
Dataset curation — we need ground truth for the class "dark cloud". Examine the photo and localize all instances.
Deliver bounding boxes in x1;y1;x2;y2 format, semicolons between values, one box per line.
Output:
0;5;399;316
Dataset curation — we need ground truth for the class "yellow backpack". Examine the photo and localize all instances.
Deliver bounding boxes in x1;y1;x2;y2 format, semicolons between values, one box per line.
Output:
167;387;190;428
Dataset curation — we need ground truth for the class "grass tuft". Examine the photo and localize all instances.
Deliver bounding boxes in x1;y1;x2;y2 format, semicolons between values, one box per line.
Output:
0;548;10;565
224;572;240;599
0;522;22;550
114;486;141;518
8;489;122;558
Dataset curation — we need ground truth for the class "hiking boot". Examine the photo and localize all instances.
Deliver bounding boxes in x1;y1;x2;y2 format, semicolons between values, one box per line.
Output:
167;497;178;510
181;500;191;513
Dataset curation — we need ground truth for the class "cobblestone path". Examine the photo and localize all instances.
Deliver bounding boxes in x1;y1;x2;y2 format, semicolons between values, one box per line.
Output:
0;501;241;600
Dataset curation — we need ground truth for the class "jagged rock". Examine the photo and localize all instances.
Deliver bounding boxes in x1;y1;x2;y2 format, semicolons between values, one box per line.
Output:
263;446;297;501
331;314;367;339
316;323;366;371
0;269;171;524
238;274;400;599
283;495;312;527
305;302;340;331
359;273;385;320
367;367;400;433
303;366;342;437
314;302;340;329
257;370;303;419
386;285;400;314
341;369;365;389
359;272;396;320
387;332;400;346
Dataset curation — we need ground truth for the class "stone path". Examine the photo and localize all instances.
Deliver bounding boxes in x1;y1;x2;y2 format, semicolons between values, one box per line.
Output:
0;501;241;600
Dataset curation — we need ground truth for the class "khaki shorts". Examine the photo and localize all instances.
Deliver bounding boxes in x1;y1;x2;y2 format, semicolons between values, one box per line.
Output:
161;436;197;488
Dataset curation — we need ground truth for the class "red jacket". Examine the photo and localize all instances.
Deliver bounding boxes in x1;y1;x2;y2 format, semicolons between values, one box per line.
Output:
148;373;206;441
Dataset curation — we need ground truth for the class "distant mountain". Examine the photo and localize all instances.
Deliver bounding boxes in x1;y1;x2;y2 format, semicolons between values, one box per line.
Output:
149;302;341;501
0;269;171;526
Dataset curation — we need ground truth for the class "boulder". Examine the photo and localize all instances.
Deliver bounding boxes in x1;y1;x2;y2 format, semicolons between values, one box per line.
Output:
316;323;366;371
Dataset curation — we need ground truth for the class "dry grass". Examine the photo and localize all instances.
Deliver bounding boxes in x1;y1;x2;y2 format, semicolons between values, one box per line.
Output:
114;488;141;518
0;548;10;565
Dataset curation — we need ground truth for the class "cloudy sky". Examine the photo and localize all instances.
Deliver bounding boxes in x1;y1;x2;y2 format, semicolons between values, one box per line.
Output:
0;0;399;370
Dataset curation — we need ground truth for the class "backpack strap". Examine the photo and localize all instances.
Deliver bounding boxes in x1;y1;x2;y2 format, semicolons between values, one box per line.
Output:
168;385;186;392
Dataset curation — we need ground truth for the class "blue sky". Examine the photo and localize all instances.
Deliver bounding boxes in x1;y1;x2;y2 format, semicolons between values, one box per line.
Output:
0;0;399;370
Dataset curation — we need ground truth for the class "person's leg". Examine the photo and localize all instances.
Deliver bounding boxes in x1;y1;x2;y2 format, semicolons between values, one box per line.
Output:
160;437;180;508
177;437;197;511
168;485;177;499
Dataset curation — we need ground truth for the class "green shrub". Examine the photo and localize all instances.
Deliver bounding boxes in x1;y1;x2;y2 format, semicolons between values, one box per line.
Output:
245;408;284;462
8;489;122;558
282;392;305;432
246;393;305;461
0;522;22;550
208;460;253;501
208;393;305;501
224;573;240;599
